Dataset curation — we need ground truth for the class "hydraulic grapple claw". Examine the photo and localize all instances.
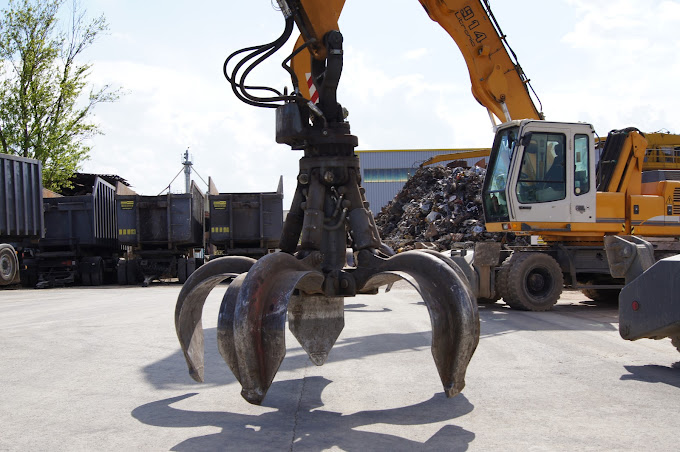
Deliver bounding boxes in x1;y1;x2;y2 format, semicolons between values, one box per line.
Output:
216;273;247;383
197;7;481;407
174;256;256;382
231;252;325;404
357;250;480;397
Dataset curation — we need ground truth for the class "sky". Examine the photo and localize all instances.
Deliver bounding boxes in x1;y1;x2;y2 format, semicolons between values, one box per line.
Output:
6;0;679;206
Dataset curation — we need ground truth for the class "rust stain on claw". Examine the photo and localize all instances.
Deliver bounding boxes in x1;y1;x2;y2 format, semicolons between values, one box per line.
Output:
174;256;256;382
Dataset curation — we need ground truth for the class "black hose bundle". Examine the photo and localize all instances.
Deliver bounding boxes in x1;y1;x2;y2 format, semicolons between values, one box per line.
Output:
224;15;315;109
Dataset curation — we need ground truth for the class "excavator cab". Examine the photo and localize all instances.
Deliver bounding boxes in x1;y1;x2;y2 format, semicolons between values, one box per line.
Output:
482;120;598;234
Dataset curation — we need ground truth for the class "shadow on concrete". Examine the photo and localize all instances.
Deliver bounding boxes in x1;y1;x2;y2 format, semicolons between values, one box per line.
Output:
478;300;618;338
132;376;475;451
620;364;680;389
144;328;433;390
479;300;619;314
344;303;392;313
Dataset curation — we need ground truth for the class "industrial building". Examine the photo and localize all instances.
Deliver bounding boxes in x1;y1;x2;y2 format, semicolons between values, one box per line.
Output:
356;148;490;214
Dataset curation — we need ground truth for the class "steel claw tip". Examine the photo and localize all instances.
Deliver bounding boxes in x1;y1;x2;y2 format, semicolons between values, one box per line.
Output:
241;388;265;405
444;381;464;398
189;367;204;383
309;352;328;366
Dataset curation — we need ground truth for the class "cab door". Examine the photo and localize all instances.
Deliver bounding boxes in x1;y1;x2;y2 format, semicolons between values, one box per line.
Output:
508;123;597;225
508;123;573;224
570;131;597;224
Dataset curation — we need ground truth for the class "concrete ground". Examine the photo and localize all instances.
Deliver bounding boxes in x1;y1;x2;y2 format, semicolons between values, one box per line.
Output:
1;282;679;451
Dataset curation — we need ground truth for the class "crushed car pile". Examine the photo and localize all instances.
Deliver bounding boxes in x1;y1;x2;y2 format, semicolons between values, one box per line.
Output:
374;165;520;252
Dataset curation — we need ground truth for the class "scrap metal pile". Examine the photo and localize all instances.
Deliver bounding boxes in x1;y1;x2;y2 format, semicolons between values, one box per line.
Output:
375;165;514;251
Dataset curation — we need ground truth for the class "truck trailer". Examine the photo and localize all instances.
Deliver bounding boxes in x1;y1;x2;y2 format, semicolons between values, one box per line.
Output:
116;182;205;285
33;176;121;288
208;176;283;258
0;153;44;287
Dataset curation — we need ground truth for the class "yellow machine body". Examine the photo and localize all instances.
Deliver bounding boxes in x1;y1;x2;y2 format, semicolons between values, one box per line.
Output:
483;120;680;243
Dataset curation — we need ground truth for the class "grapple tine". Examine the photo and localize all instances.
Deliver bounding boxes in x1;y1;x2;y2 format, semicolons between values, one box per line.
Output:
359;250;479;398
174;256;256;382
288;295;344;366
216;273;247;383
232;253;324;405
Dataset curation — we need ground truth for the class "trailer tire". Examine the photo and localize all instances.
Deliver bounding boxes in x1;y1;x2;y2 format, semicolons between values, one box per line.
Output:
91;258;104;286
502;252;563;311
0;244;19;286
117;261;128;285
81;257;104;286
178;258;187;284
127;259;139;285
21;264;38;288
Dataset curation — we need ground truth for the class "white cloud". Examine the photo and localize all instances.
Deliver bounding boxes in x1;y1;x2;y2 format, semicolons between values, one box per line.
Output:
74;0;680;207
402;48;430;61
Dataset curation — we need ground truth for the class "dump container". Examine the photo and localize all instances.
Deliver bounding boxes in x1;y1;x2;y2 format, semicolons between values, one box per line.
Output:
31;176;122;288
209;180;283;257
116;182;204;250
42;177;118;248
0;153;44;240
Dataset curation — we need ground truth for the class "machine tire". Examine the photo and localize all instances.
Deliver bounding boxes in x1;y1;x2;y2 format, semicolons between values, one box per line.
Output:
0;244;19;286
495;255;512;303
581;287;620;304
477;297;499;305
502;252;563;311
81;272;92;286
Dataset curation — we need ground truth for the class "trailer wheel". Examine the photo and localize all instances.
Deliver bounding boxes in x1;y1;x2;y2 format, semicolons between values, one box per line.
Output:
117;261;128;285
0;244;19;286
178;258;187;284
81;257;104;286
91;258;104;286
502;252;563;311
126;259;139;285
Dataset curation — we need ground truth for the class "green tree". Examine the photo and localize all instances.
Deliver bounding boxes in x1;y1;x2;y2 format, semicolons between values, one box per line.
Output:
0;0;118;192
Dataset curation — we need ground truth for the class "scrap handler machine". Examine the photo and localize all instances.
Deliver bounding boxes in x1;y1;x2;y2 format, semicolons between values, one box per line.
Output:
173;0;680;404
174;0;492;405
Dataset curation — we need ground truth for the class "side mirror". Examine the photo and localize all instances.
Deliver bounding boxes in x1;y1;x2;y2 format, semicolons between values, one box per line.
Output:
521;132;533;148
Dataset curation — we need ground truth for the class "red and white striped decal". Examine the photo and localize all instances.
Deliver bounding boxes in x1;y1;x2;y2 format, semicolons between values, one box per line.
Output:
306;73;319;103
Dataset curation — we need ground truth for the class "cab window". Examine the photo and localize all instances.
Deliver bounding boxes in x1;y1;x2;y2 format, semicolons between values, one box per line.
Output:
516;133;566;203
574;134;590;195
482;126;518;222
